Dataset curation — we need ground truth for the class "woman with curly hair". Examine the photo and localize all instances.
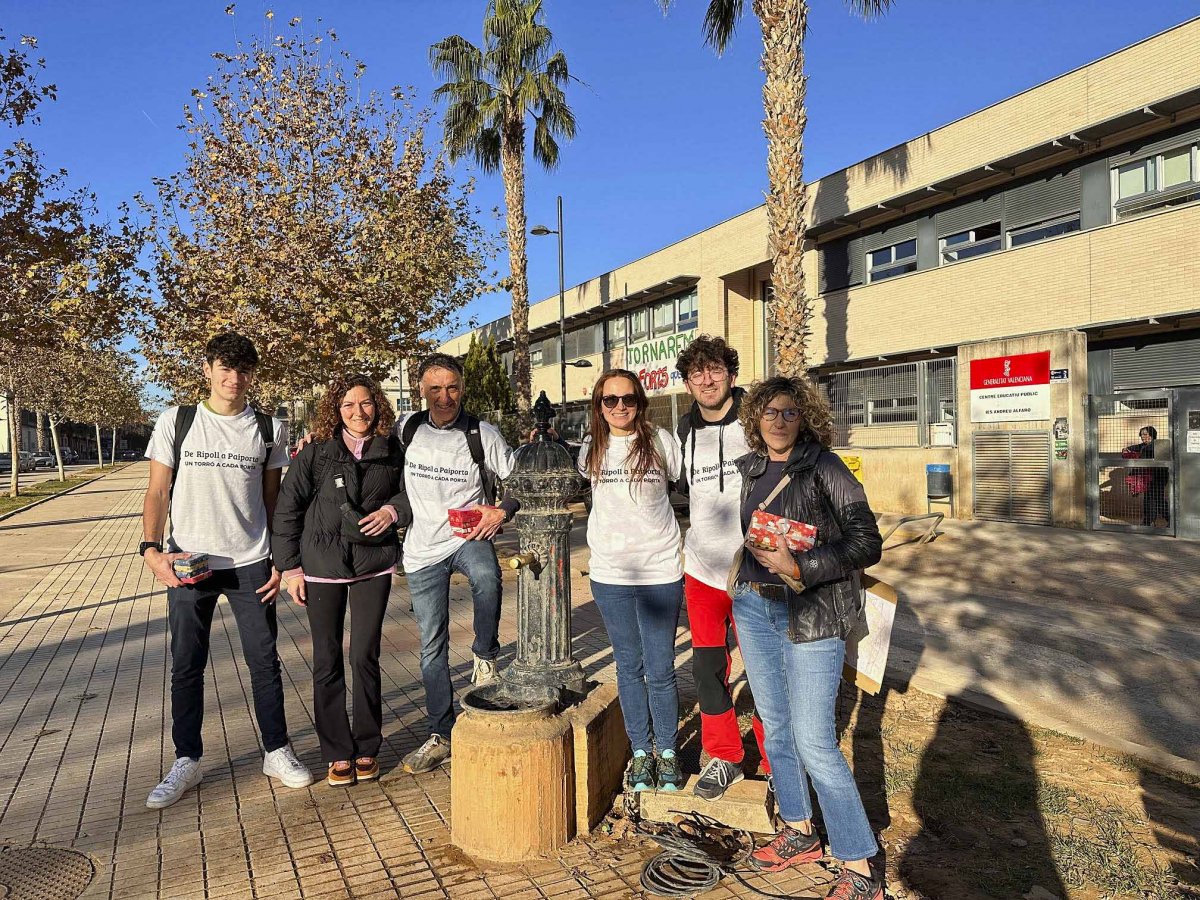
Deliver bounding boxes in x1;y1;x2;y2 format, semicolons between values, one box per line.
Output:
273;374;411;787
731;375;884;900
578;369;685;792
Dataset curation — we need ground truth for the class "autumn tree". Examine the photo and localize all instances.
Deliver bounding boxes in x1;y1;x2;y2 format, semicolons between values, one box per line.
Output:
139;18;491;408
430;0;576;422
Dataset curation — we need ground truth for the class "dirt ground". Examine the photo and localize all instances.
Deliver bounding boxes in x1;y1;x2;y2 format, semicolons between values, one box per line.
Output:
662;685;1200;899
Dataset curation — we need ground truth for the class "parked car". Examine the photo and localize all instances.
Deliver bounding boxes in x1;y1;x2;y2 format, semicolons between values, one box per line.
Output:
119;449;141;461
17;451;37;472
0;453;10;474
60;447;79;464
31;451;56;468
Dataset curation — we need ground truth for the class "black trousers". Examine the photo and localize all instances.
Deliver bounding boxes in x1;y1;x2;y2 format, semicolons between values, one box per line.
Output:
305;574;391;762
167;559;288;760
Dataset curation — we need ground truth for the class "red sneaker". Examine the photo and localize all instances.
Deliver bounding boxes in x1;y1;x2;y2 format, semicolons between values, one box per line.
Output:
825;869;884;900
748;825;823;872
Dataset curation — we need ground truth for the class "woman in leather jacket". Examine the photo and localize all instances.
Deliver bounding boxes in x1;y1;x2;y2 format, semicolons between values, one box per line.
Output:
273;374;411;787
731;375;884;900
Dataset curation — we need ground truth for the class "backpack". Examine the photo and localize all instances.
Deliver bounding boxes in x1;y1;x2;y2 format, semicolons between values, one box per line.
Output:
676;414;694;492
399;410;497;505
169;404;276;502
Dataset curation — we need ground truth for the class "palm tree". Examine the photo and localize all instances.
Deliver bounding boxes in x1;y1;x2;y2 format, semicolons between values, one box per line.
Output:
430;0;576;419
660;0;892;376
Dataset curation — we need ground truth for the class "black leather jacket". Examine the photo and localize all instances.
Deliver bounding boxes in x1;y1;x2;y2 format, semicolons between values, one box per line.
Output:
735;441;882;643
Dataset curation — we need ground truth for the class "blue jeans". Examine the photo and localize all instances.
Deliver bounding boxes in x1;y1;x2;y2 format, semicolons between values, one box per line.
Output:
167;558;288;759
406;541;502;738
732;584;878;862
590;579;683;754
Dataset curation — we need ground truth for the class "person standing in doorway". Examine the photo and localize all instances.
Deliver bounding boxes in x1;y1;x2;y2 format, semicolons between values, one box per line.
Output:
673;336;770;800
140;332;313;810
579;369;685;793
398;353;518;774
1125;425;1170;527
272;374;411;787
732;375;884;899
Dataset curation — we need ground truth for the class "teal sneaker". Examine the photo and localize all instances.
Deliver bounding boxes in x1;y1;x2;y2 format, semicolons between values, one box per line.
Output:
626;750;655;792
656;749;682;792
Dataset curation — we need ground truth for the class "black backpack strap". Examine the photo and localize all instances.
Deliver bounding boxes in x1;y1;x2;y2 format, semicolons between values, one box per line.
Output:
399;410;428;449
464;414;497;505
169;405;198;501
253;408;276;465
674;413;693;493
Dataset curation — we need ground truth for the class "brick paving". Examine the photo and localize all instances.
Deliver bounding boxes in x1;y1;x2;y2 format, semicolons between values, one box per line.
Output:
0;464;831;899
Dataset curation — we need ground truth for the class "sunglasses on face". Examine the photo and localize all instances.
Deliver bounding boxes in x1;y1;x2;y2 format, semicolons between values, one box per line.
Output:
601;394;639;410
762;407;801;422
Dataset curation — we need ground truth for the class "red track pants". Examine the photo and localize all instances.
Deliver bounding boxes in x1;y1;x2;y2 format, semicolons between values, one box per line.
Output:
685;574;770;772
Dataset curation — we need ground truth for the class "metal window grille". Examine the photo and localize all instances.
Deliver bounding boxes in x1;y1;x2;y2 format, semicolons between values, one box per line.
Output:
821;358;956;448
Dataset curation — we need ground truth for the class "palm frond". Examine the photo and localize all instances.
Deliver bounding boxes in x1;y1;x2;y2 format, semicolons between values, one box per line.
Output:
530;114;559;171
473;127;502;173
544;49;569;85
703;0;746;54
845;0;895;20
429;34;484;82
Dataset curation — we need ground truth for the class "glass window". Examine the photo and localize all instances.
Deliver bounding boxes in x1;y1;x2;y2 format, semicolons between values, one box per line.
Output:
895;239;917;259
628;308;649;343
1117;159;1152;199
870;247;892;268
567;323;601;358
606;315;626;349
866;239;918;282
940;222;1002;264
677;291;698;331
652;299;675;336
1008;213;1081;248
530;344;543;367
1162;146;1192;188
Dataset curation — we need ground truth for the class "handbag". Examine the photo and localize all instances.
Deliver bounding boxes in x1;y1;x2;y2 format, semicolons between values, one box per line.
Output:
726;472;806;599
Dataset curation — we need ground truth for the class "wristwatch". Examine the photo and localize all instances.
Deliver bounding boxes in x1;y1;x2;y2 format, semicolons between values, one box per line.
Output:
139;541;163;557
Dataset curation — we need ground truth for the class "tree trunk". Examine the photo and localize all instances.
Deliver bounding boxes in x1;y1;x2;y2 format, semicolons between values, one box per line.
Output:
36;409;49;451
49;416;65;481
95;423;104;468
756;0;810;377
110;427;117;466
501;114;532;419
405;357;422;413
6;393;17;498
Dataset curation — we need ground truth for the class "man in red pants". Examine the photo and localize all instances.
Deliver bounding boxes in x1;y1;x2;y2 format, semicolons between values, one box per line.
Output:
674;336;769;800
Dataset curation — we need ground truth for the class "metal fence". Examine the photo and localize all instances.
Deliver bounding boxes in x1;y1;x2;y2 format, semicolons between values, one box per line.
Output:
820;358;957;448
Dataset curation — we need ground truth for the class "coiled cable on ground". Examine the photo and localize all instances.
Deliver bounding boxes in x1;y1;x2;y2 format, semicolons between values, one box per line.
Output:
637;811;753;897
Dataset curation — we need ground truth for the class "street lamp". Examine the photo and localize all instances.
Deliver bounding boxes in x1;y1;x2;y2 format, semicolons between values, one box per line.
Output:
532;195;592;412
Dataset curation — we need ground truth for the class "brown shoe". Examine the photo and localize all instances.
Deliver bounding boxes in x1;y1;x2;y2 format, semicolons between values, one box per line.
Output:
327;761;355;787
354;757;379;782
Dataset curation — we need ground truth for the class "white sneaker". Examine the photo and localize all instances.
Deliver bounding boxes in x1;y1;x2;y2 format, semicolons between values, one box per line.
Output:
472;654;498;685
263;745;314;788
146;757;203;809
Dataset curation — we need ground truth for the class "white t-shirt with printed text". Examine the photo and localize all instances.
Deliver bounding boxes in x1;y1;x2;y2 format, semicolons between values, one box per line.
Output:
680;420;751;589
578;428;683;586
398;413;515;572
146;403;289;570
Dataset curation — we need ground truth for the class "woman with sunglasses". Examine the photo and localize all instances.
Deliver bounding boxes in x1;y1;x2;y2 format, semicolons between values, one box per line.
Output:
578;369;685;792
272;374;410;787
732;376;884;900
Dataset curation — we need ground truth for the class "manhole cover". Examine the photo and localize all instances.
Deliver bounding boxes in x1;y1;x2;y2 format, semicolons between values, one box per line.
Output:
0;848;94;900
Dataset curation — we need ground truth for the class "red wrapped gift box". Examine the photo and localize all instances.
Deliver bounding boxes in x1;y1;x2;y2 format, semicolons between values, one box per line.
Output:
448;506;483;538
747;510;817;553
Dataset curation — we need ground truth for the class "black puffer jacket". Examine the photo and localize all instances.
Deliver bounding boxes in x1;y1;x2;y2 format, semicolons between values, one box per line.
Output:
736;441;883;643
272;433;412;579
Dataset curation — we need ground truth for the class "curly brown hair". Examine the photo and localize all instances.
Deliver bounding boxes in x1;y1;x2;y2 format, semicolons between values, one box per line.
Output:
312;374;396;443
739;375;835;455
675;334;739;378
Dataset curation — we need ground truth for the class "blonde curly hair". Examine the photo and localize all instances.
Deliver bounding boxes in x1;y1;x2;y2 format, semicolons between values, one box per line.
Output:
739;375;835;455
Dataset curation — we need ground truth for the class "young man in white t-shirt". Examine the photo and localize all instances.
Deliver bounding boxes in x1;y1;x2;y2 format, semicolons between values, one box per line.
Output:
398;353;517;774
674;335;770;800
140;333;313;809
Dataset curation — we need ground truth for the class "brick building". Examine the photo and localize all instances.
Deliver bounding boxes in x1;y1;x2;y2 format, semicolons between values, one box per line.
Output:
438;19;1200;538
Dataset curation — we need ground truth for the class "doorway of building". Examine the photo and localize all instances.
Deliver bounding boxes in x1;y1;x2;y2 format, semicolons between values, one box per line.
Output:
1088;390;1174;535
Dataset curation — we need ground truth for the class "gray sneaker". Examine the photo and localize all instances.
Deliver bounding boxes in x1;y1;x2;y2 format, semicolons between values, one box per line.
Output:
402;734;451;774
471;655;498;685
146;757;203;809
693;757;744;800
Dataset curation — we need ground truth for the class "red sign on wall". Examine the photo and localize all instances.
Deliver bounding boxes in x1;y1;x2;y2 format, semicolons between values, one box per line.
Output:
969;351;1052;422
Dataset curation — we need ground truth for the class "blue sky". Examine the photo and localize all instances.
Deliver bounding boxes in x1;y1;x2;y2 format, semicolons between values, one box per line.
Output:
5;1;1198;339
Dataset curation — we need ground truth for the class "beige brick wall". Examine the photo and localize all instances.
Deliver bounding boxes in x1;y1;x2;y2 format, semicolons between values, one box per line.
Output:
835;447;956;517
810;204;1200;366
808;19;1200;221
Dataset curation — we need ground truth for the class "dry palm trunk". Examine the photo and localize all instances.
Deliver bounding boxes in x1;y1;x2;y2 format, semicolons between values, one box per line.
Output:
502;113;532;421
757;0;810;377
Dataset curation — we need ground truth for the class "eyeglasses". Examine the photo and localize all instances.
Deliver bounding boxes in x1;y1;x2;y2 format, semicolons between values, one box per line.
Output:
601;394;639;410
686;365;729;384
761;407;801;422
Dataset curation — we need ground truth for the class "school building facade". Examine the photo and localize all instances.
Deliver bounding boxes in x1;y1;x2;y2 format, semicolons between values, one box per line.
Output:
439;19;1200;538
